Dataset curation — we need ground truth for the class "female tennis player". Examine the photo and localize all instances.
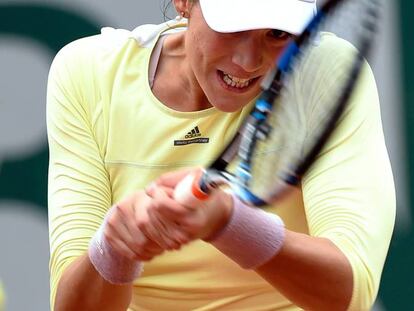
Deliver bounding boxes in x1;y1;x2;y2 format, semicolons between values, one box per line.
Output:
47;0;395;310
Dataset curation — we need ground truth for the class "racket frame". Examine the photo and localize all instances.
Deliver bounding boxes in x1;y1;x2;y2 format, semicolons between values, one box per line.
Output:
195;0;380;206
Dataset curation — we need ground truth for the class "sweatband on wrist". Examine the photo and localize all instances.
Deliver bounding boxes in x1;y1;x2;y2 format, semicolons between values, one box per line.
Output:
89;206;143;285
208;194;285;269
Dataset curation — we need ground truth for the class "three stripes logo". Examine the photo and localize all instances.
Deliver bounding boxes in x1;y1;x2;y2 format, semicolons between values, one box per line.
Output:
185;126;201;139
174;126;210;146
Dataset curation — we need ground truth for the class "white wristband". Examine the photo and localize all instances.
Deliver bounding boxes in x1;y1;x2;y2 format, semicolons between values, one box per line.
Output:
208;194;285;269
89;206;143;284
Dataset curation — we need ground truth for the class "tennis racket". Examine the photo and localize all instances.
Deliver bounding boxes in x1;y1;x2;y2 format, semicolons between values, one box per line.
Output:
175;0;382;207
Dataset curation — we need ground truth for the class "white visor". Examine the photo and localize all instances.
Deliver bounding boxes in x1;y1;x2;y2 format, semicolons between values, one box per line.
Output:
199;0;317;35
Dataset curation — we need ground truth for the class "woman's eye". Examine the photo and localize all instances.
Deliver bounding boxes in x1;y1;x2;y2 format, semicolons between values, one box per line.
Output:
270;29;291;40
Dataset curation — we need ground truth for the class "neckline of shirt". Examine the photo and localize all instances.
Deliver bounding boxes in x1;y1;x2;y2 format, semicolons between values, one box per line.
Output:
142;21;221;119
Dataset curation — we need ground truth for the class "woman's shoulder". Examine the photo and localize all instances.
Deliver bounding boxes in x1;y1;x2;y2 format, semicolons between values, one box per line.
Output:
52;20;187;69
52;28;139;65
129;20;187;47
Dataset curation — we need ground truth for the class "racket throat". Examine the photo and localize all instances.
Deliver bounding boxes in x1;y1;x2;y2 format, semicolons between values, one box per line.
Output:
199;170;232;193
284;174;301;186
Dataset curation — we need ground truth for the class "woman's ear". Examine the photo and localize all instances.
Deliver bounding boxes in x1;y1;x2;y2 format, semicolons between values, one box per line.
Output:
173;0;193;18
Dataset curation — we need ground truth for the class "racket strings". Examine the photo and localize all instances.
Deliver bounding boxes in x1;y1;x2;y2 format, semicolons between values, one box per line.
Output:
249;41;348;193
238;0;380;201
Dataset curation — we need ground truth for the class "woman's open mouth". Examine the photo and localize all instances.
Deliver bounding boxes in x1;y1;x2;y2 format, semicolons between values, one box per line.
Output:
217;70;259;93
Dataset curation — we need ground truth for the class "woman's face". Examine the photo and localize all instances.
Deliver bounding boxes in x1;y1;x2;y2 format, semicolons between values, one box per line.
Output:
184;1;291;112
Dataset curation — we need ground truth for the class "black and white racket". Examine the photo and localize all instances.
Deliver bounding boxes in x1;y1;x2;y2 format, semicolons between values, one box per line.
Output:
175;0;382;207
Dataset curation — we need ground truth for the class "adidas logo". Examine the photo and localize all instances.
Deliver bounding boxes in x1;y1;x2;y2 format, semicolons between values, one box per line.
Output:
185;126;202;139
174;126;209;146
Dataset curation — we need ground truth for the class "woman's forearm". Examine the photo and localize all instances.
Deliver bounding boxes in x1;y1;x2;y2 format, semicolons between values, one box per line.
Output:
54;253;132;311
256;230;353;311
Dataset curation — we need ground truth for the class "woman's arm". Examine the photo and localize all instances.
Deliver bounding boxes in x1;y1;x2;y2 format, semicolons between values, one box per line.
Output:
256;230;353;311
47;39;115;309
47;38;161;310
146;183;353;310
54;254;132;311
52;191;167;311
54;194;164;311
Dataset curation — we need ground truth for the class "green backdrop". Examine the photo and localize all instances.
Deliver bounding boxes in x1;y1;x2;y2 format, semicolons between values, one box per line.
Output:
379;0;414;309
0;4;100;212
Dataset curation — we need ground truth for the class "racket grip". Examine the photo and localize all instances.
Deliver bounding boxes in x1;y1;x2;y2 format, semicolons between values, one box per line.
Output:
173;169;210;207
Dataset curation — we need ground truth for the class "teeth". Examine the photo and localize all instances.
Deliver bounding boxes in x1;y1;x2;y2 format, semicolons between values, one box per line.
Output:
223;72;252;88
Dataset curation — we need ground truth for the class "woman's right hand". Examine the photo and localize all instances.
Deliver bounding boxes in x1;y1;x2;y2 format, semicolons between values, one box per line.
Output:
103;190;172;262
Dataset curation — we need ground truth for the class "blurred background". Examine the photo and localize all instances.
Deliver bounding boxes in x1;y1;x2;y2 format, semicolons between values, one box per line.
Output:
0;0;412;310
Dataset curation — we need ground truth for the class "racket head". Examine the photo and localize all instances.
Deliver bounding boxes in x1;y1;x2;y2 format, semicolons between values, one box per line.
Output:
208;0;382;206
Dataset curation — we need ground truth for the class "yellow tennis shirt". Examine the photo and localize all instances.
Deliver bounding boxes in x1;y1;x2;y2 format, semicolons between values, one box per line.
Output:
47;21;395;310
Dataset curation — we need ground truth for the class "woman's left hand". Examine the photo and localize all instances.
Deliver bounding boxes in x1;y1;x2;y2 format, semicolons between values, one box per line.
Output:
144;169;234;248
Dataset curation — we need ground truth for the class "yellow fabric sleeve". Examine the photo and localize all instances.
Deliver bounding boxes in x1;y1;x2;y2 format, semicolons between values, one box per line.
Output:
47;37;113;309
301;34;396;310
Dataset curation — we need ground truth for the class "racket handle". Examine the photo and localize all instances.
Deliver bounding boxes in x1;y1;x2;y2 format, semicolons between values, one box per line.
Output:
174;169;210;207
